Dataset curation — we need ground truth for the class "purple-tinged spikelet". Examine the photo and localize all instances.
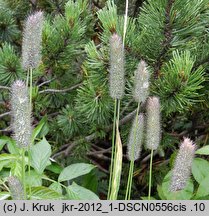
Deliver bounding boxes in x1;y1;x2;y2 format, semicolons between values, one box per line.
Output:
127;113;144;161
133;60;149;103
10;80;32;148
22;11;44;70
146;96;161;150
109;33;125;99
170;138;196;192
7;176;24;200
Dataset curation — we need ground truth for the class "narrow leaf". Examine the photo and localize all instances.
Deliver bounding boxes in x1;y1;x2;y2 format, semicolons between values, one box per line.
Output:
0;192;10;200
109;123;123;200
31;116;47;142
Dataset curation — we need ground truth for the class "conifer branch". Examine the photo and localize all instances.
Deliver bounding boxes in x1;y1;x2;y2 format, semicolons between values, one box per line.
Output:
153;0;175;79
55;107;142;157
133;0;144;16
39;83;82;94
0;112;11;119
0;86;10;90
37;78;56;88
53;0;64;15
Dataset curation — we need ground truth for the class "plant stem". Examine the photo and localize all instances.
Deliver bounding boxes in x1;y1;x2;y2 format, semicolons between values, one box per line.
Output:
148;149;154;200
26;69;29;88
123;0;129;48
125;160;133;199
42;176;67;189
21;149;26;199
107;98;117;199
28;67;33;198
128;159;134;199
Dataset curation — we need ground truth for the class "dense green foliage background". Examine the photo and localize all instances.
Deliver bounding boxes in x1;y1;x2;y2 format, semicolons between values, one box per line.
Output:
0;0;209;199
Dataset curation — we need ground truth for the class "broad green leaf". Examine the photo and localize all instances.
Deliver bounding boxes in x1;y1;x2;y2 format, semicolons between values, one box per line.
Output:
46;162;63;174
10;160;22;179
0;154;18;171
195;145;209;155
0;192;10;200
0;136;19;154
193;196;209;200
30;137;51;174
49;182;63;194
67;182;99;200
25;170;42;187
161;171;194;200
29;186;63;200
82;170;98;193
192;158;209;184
32;116;48;142
0;138;7;151
196;174;209;198
157;185;166;200
0;154;18;161
58;163;95;182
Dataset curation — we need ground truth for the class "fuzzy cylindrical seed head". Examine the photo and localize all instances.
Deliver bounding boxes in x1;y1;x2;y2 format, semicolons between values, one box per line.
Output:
7;176;24;200
10;80;32;148
133;60;149;103
127;113;144;161
170;138;196;192
109;33;125;99
145;96;161;150
22;11;44;70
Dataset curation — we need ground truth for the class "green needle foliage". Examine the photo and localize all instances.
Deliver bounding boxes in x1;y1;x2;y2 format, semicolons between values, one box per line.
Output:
0;5;20;45
0;43;24;85
57;105;80;138
153;50;205;115
76;81;112;127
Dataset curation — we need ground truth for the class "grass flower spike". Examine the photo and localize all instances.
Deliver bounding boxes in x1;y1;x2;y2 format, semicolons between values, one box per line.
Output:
10;80;32;148
133;60;149;103
109;33;125;99
127;113;144;161
22;11;44;70
7;176;24;200
146;96;161;199
146;96;161;150
170;137;196;192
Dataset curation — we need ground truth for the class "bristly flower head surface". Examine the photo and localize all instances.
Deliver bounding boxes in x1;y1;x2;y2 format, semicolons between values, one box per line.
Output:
22;11;44;70
146;96;161;150
7;176;24;200
170;137;196;192
10;80;32;148
133;60;149;103
127;113;144;161
109;33;125;99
